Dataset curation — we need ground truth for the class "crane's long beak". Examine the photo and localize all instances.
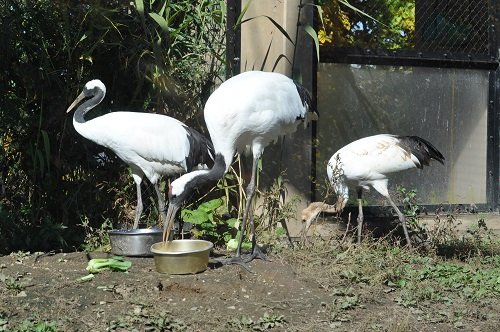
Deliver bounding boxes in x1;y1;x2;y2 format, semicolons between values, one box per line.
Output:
163;201;180;242
66;91;86;113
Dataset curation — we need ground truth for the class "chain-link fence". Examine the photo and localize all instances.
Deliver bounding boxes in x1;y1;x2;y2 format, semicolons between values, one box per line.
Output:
321;0;490;56
415;0;488;54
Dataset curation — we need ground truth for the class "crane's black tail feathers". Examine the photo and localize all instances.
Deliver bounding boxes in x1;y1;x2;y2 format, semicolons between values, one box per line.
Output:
183;126;215;171
293;80;318;118
398;136;445;169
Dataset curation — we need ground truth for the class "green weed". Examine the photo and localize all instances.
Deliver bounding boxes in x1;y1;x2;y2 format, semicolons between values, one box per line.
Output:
226;312;286;330
181;197;240;247
255;174;299;249
108;307;187;331
284;231;500;329
79;217;113;252
12;319;58;332
327;287;360;326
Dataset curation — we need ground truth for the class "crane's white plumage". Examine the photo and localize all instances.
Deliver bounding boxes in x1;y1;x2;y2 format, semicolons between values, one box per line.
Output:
67;79;213;230
164;71;317;269
204;71;313;170
303;134;444;247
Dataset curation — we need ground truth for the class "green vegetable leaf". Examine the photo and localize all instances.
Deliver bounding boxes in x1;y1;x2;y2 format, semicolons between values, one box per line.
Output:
79;274;95;282
86;256;132;273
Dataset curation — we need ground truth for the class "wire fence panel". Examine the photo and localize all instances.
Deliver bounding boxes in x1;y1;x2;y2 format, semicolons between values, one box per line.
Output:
319;0;490;57
415;0;489;54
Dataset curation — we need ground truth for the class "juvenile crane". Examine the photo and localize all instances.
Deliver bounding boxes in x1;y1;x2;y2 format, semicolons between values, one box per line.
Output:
163;71;318;269
302;134;444;247
66;79;213;231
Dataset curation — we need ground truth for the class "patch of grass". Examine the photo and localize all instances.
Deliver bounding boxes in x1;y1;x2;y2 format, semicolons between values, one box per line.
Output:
282;228;500;329
433;217;500;259
9;251;31;264
0;273;25;292
226;312;286;330
327;287;361;326
0;312;8;332
79;217;113;252
12;319;58;332
3;278;25;292
108;306;187;331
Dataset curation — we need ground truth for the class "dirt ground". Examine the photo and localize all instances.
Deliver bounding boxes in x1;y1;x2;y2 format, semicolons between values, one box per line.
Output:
1;241;499;332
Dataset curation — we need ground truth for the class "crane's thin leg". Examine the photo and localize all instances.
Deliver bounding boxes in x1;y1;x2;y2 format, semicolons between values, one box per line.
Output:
248;209;269;262
280;219;294;249
222;156;265;272
246;156;268;262
132;174;143;229
235;169;255;257
357;187;364;244
219;198;254;271
386;195;412;248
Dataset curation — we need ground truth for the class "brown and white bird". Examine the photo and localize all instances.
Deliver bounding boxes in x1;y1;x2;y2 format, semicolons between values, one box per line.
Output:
302;134;444;247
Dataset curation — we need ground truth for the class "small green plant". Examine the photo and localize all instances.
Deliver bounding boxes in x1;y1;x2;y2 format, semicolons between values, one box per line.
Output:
426;213;461;250
33;218;68;251
181;197;239;247
13;319;58;332
3;277;25;292
0;312;8;332
327;288;360;325
397;186;419;225
254;173;300;248
79;217;113;252
258;175;299;227
108;308;187;331
226;312;286;330
396;186;428;239
430;216;500;259
0;272;25;292
256;312;287;330
226;316;254;329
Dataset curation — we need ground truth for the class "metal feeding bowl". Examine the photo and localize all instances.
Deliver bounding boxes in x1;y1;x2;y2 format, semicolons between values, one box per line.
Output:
108;228;163;257
150;239;213;274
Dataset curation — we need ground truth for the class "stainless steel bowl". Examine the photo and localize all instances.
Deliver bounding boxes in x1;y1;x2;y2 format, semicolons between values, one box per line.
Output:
150;239;213;274
108;228;163;257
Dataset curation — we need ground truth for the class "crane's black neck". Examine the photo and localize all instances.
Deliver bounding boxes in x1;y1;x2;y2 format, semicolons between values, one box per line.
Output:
74;88;105;124
175;153;226;204
190;153;226;188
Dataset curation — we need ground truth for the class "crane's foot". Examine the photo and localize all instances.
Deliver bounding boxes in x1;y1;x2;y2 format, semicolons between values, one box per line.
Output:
216;255;254;273
244;245;270;263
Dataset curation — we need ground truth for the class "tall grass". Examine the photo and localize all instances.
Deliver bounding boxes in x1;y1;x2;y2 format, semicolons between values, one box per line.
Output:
283;228;500;329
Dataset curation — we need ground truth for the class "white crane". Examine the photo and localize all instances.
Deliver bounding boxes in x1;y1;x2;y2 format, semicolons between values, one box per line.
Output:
66;79;214;231
163;71;318;269
302;134;444;247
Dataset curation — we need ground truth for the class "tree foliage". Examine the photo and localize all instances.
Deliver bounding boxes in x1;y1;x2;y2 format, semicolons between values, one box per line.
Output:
318;0;415;49
0;0;226;253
